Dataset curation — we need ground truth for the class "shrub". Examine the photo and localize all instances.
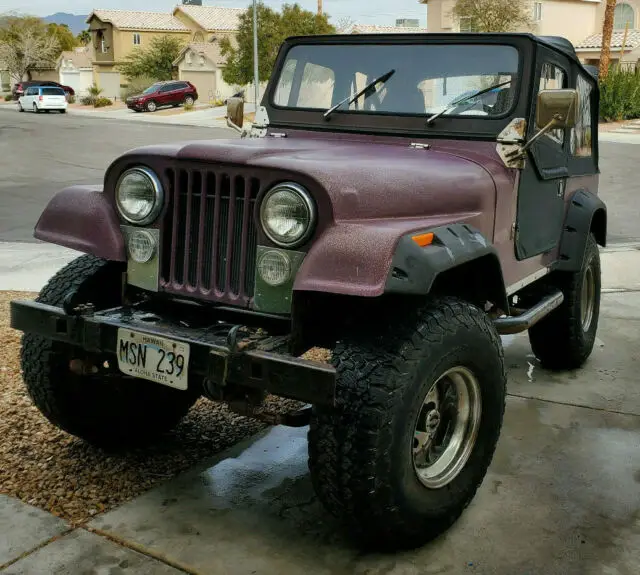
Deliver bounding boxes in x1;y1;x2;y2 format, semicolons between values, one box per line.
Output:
120;76;158;100
4;94;13;101
599;65;640;122
213;98;225;107
80;83;104;106
94;97;113;108
67;94;76;104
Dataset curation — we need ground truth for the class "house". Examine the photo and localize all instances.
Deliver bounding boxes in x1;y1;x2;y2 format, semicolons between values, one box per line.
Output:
419;0;640;68
57;46;93;97
349;24;428;34
86;5;242;99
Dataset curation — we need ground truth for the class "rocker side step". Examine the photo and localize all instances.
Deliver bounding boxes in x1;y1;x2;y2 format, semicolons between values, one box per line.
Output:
494;290;564;335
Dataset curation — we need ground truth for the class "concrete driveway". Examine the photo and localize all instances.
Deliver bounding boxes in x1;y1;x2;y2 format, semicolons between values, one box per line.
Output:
2;247;639;575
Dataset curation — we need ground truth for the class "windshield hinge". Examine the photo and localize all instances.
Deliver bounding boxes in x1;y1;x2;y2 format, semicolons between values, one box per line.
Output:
496;118;527;169
410;142;431;150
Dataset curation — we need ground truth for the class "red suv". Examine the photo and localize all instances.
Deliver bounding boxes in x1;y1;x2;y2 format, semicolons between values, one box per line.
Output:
126;81;198;113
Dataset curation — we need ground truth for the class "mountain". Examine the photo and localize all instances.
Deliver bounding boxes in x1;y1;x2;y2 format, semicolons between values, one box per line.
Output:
43;13;88;35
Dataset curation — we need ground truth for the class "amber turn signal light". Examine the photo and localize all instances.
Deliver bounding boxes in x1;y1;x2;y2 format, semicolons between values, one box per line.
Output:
411;232;434;247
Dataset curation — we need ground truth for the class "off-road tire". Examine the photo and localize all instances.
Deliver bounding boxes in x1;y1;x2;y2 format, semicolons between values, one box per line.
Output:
21;255;199;449
145;100;157;113
308;298;506;550
528;233;601;370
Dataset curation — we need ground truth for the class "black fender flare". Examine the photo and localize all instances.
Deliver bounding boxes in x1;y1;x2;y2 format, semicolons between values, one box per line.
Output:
385;224;509;311
555;190;607;273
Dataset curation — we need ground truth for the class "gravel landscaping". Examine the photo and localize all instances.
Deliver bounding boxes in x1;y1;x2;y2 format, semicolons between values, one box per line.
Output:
0;290;328;526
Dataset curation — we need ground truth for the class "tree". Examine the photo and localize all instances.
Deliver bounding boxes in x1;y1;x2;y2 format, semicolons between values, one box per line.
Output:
46;23;77;52
335;16;355;33
0;15;60;82
451;0;531;32
117;35;185;81
220;2;335;86
77;30;91;46
599;0;617;80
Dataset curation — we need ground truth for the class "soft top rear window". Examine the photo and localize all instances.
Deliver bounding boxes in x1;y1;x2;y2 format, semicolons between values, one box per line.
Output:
272;43;520;119
42;87;65;96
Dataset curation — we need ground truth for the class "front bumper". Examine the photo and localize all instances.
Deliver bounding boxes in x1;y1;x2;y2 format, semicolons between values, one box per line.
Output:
10;300;336;406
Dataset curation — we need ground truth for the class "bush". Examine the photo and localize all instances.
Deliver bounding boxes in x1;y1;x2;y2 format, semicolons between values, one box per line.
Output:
599;65;640;122
80;95;94;106
4;94;13;102
120;76;158;100
213;98;225;107
94;97;113;108
67;94;76;104
184;101;195;111
80;83;104;106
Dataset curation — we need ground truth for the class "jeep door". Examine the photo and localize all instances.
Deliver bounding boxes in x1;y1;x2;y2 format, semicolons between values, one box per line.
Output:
514;47;572;260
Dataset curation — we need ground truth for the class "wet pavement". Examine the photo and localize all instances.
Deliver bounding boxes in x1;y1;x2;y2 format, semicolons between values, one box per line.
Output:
79;292;640;575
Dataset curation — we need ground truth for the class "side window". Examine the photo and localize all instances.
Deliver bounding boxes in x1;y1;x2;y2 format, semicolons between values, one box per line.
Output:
159;84;173;93
133;33;141;46
571;74;593;158
274;59;297;106
539;63;567;144
297;62;335;109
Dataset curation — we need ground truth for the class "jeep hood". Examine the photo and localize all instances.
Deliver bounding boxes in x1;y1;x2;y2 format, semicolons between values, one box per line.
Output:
119;135;508;223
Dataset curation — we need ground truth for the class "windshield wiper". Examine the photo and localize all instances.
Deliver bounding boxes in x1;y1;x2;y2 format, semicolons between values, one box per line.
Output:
426;79;512;126
323;69;395;120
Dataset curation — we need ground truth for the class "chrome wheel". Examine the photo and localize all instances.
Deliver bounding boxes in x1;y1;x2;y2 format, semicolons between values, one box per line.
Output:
581;264;596;332
184;96;194;106
146;101;157;112
413;366;482;489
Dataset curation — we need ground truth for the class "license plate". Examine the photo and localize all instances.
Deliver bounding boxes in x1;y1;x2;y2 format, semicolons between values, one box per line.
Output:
117;329;190;390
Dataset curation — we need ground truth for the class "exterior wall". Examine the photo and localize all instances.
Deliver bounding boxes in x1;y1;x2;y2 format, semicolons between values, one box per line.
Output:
30;69;59;82
112;29;191;64
594;0;640;30
426;0;604;44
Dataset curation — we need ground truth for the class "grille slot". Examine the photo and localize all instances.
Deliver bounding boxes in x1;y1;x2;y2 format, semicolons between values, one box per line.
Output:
160;167;259;305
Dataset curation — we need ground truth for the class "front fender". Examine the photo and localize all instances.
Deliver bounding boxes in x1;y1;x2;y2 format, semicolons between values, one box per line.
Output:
293;216;490;298
34;186;126;262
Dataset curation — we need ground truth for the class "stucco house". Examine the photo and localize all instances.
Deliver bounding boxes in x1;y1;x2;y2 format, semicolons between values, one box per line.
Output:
57;46;94;97
419;0;640;67
86;5;242;99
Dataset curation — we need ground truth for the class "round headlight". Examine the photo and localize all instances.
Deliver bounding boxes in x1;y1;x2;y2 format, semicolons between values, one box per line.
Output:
260;182;315;248
128;230;157;263
258;250;292;287
116;167;163;225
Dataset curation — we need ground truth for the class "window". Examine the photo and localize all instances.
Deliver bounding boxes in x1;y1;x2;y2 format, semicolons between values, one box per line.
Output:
42;88;65;96
614;3;635;30
296;63;335;109
459;17;476;32
539;62;567;144
571;74;593;157
133;33;141;46
272;43;520;118
100;35;107;53
533;2;543;22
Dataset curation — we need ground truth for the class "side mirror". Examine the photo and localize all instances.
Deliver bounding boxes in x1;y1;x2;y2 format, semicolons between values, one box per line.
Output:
226;96;245;132
536;89;579;130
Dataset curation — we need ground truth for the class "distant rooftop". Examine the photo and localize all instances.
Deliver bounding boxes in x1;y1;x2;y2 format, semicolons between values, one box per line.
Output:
175;5;243;31
576;30;640;50
350;24;428;34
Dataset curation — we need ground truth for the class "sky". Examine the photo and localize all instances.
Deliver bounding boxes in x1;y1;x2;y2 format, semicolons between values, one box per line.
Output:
0;0;427;26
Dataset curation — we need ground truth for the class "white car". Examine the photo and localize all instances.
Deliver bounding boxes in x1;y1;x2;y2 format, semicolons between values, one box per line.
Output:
18;86;68;114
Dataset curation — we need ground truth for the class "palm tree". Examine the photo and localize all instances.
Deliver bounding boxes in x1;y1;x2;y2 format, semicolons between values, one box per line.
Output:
599;0;617;79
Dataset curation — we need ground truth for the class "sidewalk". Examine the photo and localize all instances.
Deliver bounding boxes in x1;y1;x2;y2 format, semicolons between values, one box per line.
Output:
1;244;639;574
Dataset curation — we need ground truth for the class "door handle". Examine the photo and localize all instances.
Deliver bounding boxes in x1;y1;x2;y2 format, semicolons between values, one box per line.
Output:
557;179;566;198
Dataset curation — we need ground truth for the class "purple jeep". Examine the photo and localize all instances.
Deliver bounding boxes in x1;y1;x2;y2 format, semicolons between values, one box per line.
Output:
11;33;606;550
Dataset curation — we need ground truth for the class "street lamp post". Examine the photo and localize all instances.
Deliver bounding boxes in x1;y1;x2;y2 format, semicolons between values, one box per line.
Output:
253;0;260;108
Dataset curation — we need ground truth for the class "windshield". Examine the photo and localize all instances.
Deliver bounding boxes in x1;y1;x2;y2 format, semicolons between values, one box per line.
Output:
273;43;520;119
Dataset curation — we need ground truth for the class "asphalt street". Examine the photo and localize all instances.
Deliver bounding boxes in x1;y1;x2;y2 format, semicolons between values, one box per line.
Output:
0;107;637;244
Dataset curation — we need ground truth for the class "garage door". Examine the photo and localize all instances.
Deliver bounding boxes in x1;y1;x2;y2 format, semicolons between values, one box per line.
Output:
181;71;216;103
60;71;81;94
98;72;121;99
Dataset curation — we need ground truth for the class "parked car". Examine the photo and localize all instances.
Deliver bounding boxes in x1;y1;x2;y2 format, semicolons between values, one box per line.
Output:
18;86;68;113
125;80;198;113
11;33;605;551
13;81;75;100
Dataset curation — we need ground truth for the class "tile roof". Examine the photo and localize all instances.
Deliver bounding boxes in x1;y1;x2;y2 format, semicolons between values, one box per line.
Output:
350;24;428;34
176;5;243;32
173;42;226;66
576;30;640;50
58;47;92;70
87;9;190;31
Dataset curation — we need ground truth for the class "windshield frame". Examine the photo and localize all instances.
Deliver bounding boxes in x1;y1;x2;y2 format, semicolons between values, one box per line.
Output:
264;34;537;139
